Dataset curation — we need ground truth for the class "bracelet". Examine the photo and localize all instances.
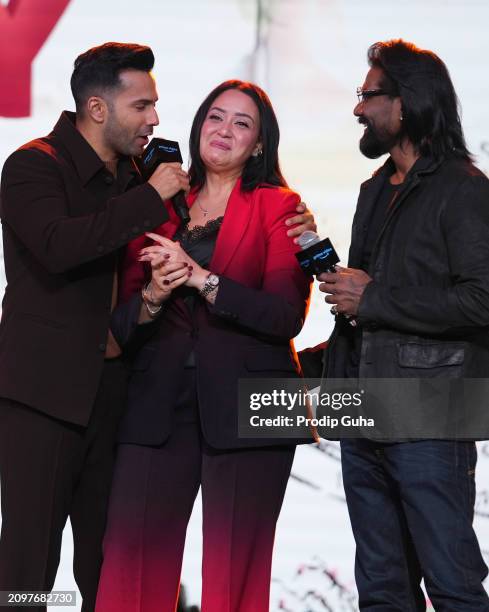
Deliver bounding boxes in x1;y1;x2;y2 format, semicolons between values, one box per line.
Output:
142;282;163;317
142;281;160;305
144;300;162;317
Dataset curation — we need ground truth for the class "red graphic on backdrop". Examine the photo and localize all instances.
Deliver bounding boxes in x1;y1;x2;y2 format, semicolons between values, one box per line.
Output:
0;0;71;117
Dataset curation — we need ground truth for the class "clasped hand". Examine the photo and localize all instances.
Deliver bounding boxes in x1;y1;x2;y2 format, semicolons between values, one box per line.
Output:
318;266;372;316
139;233;208;304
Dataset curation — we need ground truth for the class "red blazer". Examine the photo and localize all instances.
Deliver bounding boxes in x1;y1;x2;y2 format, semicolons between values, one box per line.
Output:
113;178;312;448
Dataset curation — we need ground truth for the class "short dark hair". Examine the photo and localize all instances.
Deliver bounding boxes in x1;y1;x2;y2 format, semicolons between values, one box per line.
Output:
188;80;288;191
70;42;155;115
367;39;471;161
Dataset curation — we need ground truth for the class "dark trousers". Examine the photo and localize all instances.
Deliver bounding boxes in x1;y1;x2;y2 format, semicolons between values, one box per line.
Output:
95;373;295;612
0;359;128;612
341;439;489;611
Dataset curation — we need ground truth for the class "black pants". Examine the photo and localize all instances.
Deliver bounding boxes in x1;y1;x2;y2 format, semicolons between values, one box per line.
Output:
0;359;128;612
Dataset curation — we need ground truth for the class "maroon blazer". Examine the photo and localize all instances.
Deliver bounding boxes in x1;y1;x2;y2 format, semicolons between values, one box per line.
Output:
0;112;169;426
113;179;312;448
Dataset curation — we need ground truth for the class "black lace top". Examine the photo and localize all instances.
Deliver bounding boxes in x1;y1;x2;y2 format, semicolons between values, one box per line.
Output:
174;216;224;268
172;217;224;364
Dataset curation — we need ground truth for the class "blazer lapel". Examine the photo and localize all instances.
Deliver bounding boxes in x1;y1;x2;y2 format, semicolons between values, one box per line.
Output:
211;177;253;274
372;156;440;259
162;192;198;323
349;161;391;268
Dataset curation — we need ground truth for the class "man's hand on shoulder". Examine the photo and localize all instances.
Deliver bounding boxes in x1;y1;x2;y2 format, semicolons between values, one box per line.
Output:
318;266;372;316
147;162;189;201
285;201;317;243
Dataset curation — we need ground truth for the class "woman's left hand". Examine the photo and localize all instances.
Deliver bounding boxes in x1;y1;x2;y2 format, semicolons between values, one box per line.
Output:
139;233;210;291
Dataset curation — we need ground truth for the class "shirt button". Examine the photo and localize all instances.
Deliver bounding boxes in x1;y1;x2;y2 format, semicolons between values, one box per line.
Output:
143;220;151;228
96;245;104;253
104;175;114;185
132;226;140;234
98;343;107;352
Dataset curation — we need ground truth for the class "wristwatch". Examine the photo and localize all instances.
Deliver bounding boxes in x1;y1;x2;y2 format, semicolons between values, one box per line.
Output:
199;273;220;298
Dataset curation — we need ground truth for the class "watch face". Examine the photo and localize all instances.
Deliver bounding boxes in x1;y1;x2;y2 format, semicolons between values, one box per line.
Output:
209;274;219;287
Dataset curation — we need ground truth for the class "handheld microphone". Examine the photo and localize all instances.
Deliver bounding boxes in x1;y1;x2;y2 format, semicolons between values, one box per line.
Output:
141;138;191;225
296;231;356;326
295;231;340;275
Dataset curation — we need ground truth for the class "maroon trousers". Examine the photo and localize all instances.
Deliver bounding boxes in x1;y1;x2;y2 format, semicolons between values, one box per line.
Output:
0;359;128;612
96;417;294;612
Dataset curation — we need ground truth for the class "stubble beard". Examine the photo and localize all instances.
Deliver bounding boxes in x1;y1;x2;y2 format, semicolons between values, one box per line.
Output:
104;110;139;158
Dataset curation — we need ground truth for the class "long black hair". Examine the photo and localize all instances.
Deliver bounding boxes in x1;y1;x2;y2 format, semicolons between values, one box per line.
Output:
188;80;288;191
368;39;471;161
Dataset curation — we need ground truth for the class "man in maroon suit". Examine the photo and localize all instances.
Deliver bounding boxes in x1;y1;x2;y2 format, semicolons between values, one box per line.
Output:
0;42;189;612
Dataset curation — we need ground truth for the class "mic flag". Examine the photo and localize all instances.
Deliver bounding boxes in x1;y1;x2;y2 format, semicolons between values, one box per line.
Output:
141;138;190;225
141;138;183;177
295;231;340;275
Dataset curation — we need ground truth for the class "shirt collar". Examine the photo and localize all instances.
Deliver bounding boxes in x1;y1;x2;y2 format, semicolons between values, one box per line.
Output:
366;155;441;187
52;111;139;187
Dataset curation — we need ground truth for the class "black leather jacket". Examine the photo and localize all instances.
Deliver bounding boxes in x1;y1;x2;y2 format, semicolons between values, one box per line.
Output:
324;155;489;381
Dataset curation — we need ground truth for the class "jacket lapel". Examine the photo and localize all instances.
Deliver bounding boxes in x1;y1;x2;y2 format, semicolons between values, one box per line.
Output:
349;159;393;268
210;177;253;274
372;157;440;263
159;193;198;324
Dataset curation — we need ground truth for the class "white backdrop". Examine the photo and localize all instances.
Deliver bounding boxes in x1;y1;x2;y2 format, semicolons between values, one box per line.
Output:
1;1;489;610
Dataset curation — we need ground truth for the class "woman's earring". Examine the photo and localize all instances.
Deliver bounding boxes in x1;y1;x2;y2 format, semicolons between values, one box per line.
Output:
252;145;263;157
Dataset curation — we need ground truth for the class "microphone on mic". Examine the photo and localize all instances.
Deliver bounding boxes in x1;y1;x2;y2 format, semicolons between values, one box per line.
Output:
140;138;191;225
295;231;356;326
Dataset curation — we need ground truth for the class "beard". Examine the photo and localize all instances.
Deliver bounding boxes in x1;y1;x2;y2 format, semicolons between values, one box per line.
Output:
359;119;399;159
104;112;141;157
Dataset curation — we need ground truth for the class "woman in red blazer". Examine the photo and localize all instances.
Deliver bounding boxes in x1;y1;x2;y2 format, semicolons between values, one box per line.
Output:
96;80;313;612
